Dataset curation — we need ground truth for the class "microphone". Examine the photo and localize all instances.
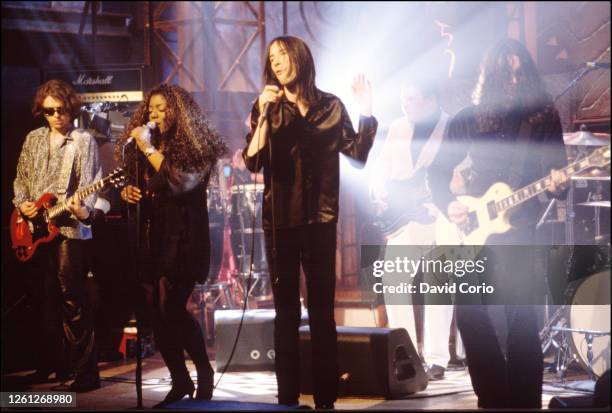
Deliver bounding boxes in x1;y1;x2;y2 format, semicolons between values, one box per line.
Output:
586;62;610;69
126;121;157;144
261;102;271;119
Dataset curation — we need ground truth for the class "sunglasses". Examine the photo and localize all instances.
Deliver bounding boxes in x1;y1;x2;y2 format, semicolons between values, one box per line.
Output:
42;107;69;116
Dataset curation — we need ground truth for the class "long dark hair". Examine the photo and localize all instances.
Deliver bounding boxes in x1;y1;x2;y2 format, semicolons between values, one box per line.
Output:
263;36;320;106
116;84;227;177
472;38;556;131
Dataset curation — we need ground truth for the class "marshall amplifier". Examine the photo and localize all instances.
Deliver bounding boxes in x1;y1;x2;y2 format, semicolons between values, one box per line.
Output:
43;66;143;103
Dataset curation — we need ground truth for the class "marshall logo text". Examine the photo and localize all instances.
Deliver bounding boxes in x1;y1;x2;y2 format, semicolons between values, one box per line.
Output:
73;74;114;86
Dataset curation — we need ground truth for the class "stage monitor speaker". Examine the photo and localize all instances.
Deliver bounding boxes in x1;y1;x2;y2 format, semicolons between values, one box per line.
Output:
548;369;610;409
299;326;428;399
548;395;595;409
214;309;308;372
214;309;275;372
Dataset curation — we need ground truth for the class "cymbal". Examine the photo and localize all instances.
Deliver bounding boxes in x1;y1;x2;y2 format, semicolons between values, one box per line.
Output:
563;131;610;146
577;201;611;208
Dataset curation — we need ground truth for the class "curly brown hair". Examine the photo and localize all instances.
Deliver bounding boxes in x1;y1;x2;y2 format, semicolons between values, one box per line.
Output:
116;84;227;177
472;38;556;132
31;79;82;119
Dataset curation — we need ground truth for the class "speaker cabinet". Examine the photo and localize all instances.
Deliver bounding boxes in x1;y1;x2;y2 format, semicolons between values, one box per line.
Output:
299;326;428;399
214;309;276;372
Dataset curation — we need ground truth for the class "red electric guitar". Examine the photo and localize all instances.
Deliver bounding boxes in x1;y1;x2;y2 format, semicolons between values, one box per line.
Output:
10;167;125;262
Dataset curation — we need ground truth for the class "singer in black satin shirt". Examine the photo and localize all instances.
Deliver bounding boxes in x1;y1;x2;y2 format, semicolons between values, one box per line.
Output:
242;36;377;409
243;91;377;229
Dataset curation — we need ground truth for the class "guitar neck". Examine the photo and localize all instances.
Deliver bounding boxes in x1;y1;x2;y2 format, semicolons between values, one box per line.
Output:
495;153;601;213
47;177;109;219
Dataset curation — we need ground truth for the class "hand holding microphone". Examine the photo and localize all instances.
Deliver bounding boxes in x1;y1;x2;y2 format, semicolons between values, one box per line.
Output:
258;85;283;120
246;85;281;157
128;121;157;153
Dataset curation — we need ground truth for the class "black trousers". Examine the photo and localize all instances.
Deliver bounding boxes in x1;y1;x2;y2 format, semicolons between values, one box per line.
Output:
265;223;339;406
32;237;99;378
456;229;543;408
142;277;213;384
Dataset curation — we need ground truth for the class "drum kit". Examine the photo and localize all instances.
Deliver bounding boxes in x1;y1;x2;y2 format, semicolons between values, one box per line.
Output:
563;130;611;245
189;165;272;345
194;165;272;314
540;130;611;382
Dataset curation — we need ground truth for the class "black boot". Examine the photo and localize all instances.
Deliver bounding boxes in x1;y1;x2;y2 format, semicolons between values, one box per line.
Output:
24;370;53;384
153;378;195;408
195;367;214;400
69;373;100;392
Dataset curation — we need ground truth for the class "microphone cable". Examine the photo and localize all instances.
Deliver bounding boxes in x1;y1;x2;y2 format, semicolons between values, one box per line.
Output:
213;108;271;390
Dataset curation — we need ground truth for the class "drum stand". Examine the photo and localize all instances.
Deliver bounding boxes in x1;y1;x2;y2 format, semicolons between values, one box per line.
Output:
551;326;611;382
540;304;568;356
539;305;588;382
585;185;608;244
235;206;271;307
238;271;270;309
540;303;611;382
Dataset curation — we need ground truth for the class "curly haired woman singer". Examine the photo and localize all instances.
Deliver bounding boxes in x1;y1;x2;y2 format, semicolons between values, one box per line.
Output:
117;84;227;407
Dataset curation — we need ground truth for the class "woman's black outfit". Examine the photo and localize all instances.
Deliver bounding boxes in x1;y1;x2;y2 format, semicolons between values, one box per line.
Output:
243;92;378;407
132;152;215;402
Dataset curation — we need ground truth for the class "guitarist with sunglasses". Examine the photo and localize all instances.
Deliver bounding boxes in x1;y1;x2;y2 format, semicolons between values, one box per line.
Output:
12;79;102;392
427;39;570;408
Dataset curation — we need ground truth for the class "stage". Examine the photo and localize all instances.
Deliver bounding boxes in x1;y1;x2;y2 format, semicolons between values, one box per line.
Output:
1;352;597;410
1;1;610;411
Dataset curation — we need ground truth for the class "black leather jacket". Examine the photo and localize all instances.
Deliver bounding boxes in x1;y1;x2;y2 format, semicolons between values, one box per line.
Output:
243;91;378;229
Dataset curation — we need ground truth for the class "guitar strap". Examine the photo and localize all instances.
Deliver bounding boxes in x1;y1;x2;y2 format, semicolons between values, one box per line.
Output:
506;119;533;189
56;129;78;202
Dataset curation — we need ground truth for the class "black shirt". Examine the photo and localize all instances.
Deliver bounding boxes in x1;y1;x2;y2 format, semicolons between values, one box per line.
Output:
136;156;211;283
428;104;568;227
243;91;378;229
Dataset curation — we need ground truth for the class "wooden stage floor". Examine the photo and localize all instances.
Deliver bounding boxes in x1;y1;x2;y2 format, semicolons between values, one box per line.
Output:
1;352;597;410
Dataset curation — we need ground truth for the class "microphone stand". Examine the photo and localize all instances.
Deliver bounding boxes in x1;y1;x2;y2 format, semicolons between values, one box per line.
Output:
260;113;278;287
134;145;143;409
122;141;143;409
554;65;593;103
536;198;556;230
553;64;596;246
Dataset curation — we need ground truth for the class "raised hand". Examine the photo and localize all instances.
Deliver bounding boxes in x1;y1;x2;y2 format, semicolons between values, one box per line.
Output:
352;73;372;117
